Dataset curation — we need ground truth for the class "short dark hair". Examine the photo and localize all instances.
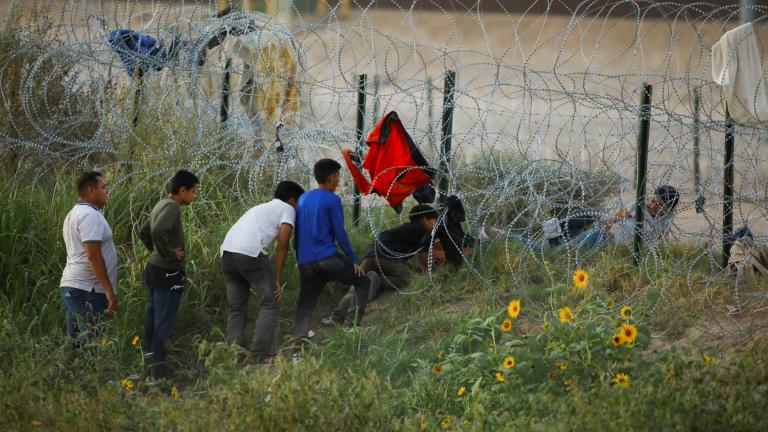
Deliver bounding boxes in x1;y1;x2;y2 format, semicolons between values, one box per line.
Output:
409;204;438;224
313;159;342;184
169;170;200;194
655;185;679;212
77;171;103;195
274;180;305;202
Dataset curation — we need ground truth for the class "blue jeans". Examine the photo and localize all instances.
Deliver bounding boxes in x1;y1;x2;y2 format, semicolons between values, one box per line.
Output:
508;228;607;255
60;286;108;339
573;228;608;251
142;282;183;379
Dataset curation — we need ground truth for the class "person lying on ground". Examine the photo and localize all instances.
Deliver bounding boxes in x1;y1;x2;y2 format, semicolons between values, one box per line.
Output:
292;159;370;340
137;170;199;380
219;180;304;363
487;185;680;255
322;204;440;326
60;171;119;342
572;184;680;251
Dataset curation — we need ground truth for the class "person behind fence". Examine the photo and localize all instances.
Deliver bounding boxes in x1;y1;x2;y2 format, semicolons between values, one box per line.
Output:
60;171;119;341
486;185;680;254
138;170;199;380
322;204;439;326
292;159;370;339
572;185;680;251
220;180;304;363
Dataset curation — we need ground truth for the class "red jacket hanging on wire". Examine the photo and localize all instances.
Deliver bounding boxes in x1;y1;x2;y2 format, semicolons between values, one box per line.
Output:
342;111;434;212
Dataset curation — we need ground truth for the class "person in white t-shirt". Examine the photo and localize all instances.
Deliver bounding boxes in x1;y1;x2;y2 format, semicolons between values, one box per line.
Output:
60;171;118;339
574;185;680;251
220;180;304;362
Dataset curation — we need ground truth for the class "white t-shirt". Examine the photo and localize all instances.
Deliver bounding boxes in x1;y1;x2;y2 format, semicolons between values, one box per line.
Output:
609;204;673;245
220;199;295;258
60;201;118;293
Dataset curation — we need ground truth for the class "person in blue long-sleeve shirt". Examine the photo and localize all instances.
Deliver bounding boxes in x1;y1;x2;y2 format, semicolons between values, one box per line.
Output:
292;159;370;338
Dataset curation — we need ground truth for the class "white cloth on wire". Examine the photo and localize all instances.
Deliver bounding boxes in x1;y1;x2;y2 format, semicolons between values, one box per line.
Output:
711;22;768;124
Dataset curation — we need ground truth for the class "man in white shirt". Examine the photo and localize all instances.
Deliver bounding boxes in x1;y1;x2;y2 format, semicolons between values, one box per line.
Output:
60;171;118;339
220;180;304;362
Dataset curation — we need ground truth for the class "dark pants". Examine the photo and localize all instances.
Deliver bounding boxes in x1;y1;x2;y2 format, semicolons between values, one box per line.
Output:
221;251;277;360
60;286;108;339
330;254;420;322
142;269;183;380
293;254;370;337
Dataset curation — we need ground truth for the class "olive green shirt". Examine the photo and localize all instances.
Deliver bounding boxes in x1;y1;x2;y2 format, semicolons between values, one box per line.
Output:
138;198;186;271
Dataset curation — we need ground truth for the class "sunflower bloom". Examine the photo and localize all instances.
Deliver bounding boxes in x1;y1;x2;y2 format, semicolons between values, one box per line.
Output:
558;306;574;324
171;386;180;400
572;269;589;289
554;359;567;370
500;319;513;333
621;323;638;343
613;372;631;388
441;416;453;429
121;378;134;391
507;299;521;318
620;306;633;320
432;364;444;374
457;386;466;396
703;354;711;365
611;333;626;346
495;371;505;382
503;356;516;369
420;419;428;429
131;335;140;346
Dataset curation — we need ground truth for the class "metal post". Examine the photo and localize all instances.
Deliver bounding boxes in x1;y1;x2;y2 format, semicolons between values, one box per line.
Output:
132;68;144;127
634;84;652;265
439;70;456;203
693;87;701;193
740;0;754;24
353;74;367;226
220;58;231;125
722;109;735;268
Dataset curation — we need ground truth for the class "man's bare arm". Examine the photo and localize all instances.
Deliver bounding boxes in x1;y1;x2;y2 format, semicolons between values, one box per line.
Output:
83;242;118;314
273;223;293;302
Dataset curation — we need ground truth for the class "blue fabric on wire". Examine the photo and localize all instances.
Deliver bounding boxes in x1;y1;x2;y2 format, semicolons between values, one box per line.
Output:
108;29;168;77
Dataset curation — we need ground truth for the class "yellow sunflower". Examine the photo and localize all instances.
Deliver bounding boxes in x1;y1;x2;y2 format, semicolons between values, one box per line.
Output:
131;335;140;346
441;416;453;429
121;378;134;391
620;306;633;320
432;364;444;374
503;356;516;369
171;386;180;400
507;299;521;319
554;359;567;370
500;319;513;333
703;354;711;365
613;372;631;388
495;371;505;382
611;333;626;346
419;419;428;429
457;386;466;396
572;269;589;289
621;323;638;344
558;306;574;324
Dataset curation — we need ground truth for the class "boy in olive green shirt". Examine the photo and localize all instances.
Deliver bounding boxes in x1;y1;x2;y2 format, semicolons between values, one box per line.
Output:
138;170;199;379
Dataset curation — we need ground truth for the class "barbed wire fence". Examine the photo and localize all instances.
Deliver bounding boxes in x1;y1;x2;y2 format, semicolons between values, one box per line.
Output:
1;0;767;340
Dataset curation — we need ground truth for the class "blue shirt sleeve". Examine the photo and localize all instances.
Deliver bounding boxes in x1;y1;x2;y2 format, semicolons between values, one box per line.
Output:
329;196;356;263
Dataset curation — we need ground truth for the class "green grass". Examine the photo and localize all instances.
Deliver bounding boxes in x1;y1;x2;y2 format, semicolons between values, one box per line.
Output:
1;173;767;431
